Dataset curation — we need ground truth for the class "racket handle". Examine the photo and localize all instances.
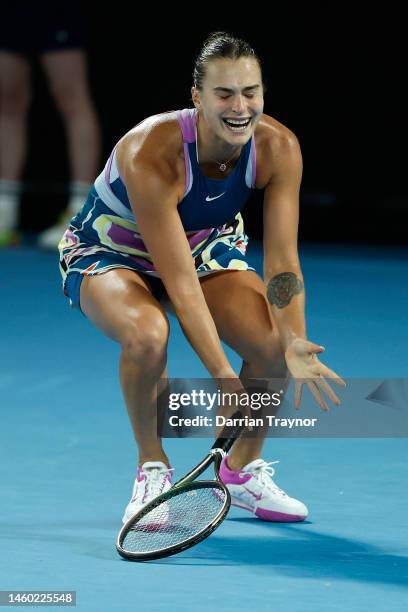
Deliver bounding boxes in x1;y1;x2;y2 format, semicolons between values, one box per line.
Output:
211;410;245;453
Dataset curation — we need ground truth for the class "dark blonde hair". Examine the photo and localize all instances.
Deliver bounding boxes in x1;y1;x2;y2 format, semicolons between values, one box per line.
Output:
193;31;263;90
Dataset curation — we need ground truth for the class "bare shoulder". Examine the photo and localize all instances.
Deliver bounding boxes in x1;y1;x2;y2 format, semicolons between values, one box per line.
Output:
115;111;186;198
254;114;302;188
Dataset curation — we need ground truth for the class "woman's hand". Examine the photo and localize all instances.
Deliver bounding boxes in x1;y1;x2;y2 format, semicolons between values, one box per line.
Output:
284;338;346;410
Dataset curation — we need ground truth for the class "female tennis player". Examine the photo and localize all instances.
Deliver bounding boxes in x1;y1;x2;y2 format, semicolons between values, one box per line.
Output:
59;32;345;524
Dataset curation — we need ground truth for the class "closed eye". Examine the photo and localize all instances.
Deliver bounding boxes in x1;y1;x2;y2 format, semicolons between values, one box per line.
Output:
217;94;255;100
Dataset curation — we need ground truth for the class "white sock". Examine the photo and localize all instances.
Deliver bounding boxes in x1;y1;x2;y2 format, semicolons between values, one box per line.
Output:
0;180;22;232
67;181;92;215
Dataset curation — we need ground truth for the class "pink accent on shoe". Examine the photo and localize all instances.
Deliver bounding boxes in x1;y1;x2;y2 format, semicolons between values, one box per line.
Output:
165;464;173;484
255;507;307;522
220;456;252;485
231;501;254;512
133;463;173;501
243;486;262;501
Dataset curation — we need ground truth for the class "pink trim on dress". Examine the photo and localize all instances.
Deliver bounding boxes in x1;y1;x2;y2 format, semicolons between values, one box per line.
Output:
182;142;191;196
177;108;196;198
177;108;196;143
251;135;257;187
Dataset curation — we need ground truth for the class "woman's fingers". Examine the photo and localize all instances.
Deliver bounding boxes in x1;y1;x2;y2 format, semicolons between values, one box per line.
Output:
295;378;331;410
319;364;347;387
289;353;346;410
307;342;325;354
307;380;328;411
294;380;303;409
314;375;341;405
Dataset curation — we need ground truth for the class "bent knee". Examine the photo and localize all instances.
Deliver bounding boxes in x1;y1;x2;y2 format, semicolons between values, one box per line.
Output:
51;85;89;117
120;312;169;369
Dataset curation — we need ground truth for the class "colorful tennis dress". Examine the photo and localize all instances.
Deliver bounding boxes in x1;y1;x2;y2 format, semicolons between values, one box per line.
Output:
58;108;257;310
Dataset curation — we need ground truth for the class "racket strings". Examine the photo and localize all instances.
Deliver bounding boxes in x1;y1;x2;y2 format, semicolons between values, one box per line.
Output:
122;485;227;554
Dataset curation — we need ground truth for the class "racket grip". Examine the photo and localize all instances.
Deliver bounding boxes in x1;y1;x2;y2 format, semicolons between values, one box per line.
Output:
211;410;245;453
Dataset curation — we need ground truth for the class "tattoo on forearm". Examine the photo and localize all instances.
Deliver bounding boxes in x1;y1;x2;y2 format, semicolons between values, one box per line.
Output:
267;272;304;309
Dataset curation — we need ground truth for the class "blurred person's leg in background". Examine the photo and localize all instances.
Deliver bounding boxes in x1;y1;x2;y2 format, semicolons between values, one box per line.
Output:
0;51;30;245
37;48;100;248
0;2;101;248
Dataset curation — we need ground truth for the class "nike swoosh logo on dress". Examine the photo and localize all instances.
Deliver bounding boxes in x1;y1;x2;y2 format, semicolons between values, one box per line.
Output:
205;192;226;202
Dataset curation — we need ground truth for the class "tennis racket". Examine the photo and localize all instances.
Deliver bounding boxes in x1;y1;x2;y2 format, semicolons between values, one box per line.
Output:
116;411;244;561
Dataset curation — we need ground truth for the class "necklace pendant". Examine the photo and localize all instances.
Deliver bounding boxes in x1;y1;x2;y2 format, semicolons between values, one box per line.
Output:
219;163;227;172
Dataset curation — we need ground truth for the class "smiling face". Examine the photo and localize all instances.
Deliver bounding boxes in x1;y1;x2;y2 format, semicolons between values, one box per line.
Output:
191;56;264;150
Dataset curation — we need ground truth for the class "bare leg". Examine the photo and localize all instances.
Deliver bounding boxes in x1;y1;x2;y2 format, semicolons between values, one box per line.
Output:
229;356;289;469
0;52;30;240
0;52;31;180
119;355;170;464
41;50;100;182
200;270;289;469
80;269;170;466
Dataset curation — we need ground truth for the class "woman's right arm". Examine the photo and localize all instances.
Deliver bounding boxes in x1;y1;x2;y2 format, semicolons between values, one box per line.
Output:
119;143;235;379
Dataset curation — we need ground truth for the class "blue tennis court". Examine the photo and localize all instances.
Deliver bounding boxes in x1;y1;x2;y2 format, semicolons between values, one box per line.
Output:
1;242;407;611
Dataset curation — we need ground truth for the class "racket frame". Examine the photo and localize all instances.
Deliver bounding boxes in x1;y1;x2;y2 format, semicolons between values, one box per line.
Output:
116;449;230;561
116;413;244;561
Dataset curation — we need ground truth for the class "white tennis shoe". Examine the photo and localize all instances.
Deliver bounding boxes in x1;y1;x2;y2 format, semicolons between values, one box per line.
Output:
122;461;173;525
220;457;308;522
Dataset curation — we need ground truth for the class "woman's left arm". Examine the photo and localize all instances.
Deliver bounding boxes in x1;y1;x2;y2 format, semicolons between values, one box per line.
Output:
262;131;345;410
